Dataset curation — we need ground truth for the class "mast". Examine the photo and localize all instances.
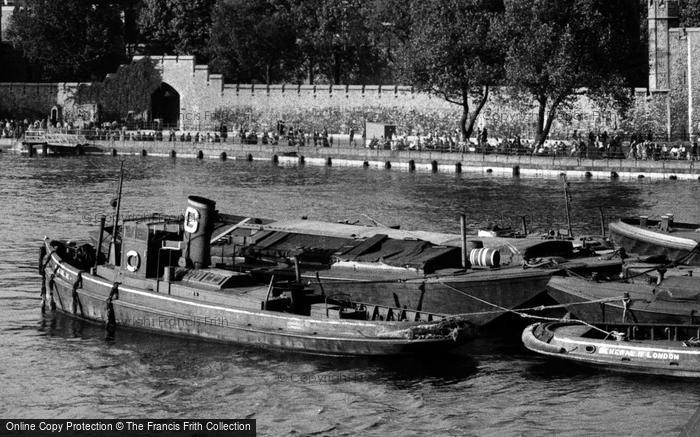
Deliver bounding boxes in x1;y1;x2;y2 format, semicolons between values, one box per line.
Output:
563;175;573;238
107;161;125;265
460;214;468;269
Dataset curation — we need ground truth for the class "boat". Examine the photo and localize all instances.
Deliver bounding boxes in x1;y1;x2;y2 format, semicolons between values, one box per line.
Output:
90;208;621;330
194;214;620;328
546;270;700;325
522;321;700;378
609;216;700;266
38;196;471;356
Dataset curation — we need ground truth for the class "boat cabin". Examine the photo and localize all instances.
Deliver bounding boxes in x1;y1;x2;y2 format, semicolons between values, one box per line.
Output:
119;216;183;279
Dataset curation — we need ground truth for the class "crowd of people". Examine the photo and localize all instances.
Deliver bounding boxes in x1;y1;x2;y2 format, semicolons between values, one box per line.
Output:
3;114;699;161
2;118;37;139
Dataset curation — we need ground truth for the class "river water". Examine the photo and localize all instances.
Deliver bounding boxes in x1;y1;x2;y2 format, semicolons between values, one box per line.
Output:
1;154;699;436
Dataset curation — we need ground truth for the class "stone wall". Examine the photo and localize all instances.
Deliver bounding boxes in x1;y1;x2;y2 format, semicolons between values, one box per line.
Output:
0;81;95;121
1;4;13;42
0;54;653;140
145;55;623;137
76;140;700;181
667;27;700;140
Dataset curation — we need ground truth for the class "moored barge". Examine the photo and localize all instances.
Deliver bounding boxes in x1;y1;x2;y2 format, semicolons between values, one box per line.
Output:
39;196;470;356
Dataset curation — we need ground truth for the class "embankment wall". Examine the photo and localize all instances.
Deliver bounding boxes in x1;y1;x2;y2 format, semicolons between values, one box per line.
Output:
49;140;699;181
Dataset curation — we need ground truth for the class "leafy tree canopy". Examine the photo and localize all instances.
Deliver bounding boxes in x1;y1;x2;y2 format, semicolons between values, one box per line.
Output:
137;0;216;62
74;57;162;122
7;0;125;81
209;0;300;84
679;0;700;26
498;0;632;145
289;0;384;84
400;0;504;140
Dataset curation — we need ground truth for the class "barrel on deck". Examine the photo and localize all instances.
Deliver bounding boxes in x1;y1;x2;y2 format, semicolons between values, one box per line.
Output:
469;248;500;268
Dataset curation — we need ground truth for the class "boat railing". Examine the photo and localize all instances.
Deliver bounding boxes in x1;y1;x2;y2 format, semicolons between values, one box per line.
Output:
340;297;447;322
595;322;700;342
23;130;46;144
121;213;182;223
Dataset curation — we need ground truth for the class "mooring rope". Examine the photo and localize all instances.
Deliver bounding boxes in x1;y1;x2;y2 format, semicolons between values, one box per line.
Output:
437;281;627;336
39;246;56;303
303;275;428;286
105;282;120;329
47;264;59;310
39;246;48;309
438;280;625;317
609;242;700;283
71;272;83;315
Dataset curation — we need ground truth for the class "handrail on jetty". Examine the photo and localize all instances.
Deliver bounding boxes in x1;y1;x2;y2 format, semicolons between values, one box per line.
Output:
23;129;88;147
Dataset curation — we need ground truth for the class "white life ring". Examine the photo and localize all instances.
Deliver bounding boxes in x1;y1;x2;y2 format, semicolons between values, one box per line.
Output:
125;250;140;272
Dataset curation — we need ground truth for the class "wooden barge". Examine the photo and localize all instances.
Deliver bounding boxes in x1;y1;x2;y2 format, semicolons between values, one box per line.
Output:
609;216;700;266
89;204;621;330
39;196;470;356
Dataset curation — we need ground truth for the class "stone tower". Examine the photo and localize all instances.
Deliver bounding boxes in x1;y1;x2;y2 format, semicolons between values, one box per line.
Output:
648;0;679;90
1;1;12;42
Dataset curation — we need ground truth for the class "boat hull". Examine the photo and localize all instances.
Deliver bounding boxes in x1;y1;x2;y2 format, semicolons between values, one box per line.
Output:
609;219;700;266
546;276;700;325
301;268;556;327
523;322;700;378
41;245;466;356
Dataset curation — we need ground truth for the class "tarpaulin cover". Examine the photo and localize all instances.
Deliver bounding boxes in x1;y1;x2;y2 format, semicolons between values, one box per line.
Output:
654;276;700;302
244;231;354;263
336;236;462;272
520;240;574;260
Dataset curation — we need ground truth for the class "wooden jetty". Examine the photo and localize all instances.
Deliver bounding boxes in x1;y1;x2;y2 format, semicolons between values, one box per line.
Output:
22;130;89;156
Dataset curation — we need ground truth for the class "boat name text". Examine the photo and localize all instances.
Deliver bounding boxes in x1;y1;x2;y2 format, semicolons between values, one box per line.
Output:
597;346;680;361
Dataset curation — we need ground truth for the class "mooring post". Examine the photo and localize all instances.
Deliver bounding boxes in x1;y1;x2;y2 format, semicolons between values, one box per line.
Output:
293;257;301;283
521;215;528;236
460;214;468;269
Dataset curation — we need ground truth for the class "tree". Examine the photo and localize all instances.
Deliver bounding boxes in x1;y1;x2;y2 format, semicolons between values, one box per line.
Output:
7;0;125;81
359;0;413;84
73;57;162;122
209;0;299;84
498;0;632;146
291;0;382;84
137;0;215;61
679;0;700;27
400;0;504;141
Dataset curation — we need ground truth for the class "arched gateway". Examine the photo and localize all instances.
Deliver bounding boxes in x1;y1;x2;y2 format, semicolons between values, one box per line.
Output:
150;82;180;128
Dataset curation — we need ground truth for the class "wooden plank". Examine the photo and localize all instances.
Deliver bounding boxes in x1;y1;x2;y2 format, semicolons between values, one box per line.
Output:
254;231;291;249
210;217;251;243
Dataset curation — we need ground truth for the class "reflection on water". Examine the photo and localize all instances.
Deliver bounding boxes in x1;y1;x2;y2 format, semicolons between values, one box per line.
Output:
1;154;700;434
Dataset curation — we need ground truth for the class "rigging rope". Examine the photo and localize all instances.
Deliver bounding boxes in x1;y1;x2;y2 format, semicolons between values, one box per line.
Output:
437;281;627;336
71;273;83;315
611;242;700;283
